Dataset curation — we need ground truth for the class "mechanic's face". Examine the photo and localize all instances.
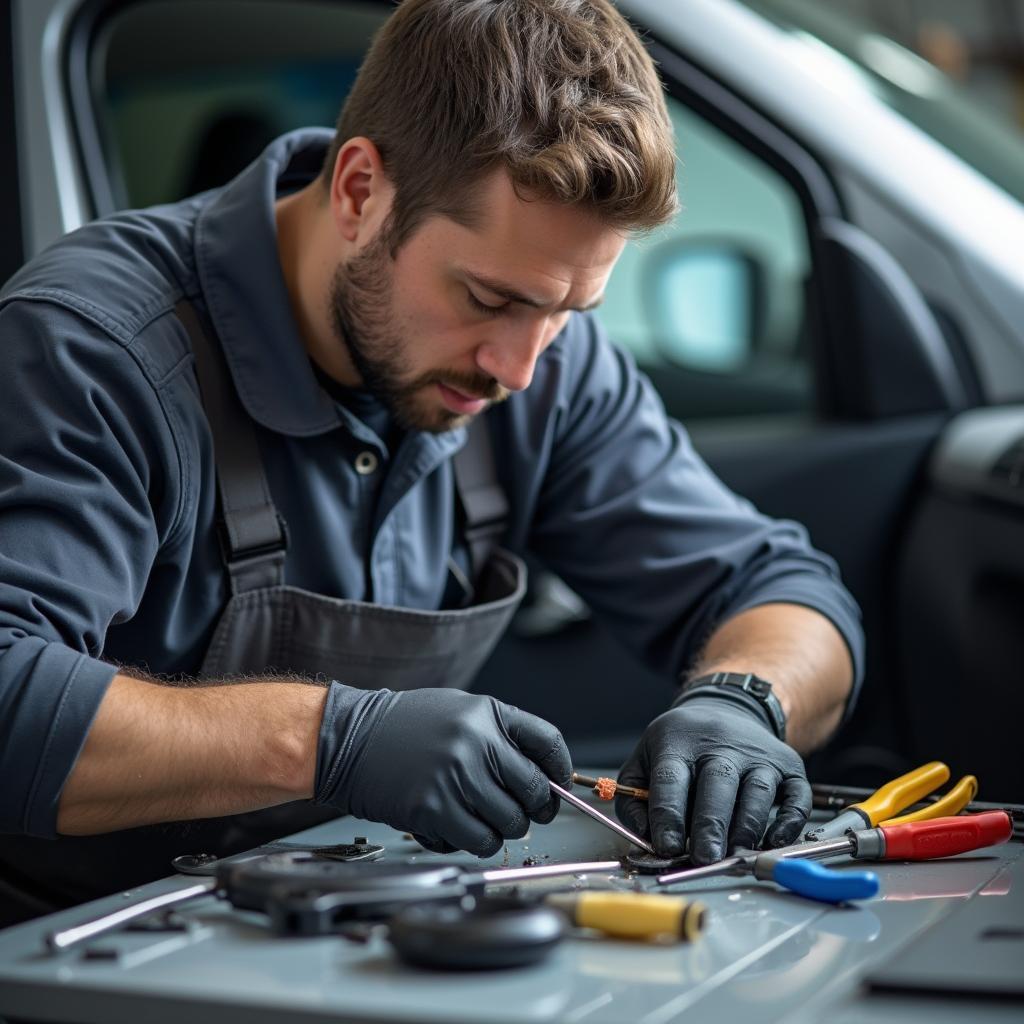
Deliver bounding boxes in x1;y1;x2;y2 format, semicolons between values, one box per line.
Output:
328;170;626;433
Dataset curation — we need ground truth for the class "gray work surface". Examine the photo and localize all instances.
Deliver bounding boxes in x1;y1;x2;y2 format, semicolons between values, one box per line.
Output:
0;782;1021;1024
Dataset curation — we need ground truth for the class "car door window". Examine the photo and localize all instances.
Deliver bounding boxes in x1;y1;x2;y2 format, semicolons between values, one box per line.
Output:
597;96;814;420
92;1;389;210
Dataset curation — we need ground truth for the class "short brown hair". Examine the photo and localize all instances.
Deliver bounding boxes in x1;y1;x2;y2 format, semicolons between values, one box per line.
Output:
322;0;678;248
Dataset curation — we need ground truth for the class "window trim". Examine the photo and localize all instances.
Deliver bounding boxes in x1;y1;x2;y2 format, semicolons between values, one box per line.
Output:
646;39;850;419
1;1;25;283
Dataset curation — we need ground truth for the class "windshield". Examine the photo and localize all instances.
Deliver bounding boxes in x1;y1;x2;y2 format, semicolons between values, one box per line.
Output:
739;0;1024;205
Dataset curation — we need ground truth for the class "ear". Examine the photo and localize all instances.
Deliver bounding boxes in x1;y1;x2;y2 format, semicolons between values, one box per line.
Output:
328;137;392;244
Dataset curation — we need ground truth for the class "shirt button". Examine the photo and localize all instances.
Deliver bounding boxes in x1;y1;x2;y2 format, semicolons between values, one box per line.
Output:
354;451;379;476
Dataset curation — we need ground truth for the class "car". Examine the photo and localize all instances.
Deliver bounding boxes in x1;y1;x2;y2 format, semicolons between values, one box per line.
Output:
6;0;1024;797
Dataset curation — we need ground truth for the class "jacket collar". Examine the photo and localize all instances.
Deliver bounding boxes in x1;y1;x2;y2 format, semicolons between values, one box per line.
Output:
194;128;343;437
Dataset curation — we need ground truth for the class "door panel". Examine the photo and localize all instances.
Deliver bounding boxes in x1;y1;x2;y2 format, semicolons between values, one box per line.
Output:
692;415;946;784
896;408;1024;802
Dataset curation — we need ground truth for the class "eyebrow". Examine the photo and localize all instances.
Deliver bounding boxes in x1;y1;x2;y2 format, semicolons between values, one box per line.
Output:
465;271;605;313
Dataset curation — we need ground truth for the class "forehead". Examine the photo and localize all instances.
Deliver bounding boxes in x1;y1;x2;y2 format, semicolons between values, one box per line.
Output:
406;170;627;300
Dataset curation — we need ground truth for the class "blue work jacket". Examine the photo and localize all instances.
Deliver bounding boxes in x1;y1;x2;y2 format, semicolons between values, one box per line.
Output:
0;130;863;840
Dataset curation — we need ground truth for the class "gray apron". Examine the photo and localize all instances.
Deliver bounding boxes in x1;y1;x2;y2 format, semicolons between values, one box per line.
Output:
180;299;527;849
0;302;526;919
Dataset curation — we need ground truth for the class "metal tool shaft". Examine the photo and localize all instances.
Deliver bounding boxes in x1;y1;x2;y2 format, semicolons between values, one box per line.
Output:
657;855;748;886
550;781;656;855
477;860;623;885
656;836;856;886
47;880;217;953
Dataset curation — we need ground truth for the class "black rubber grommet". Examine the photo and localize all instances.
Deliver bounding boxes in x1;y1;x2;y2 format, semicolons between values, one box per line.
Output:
624;851;693;875
387;897;566;970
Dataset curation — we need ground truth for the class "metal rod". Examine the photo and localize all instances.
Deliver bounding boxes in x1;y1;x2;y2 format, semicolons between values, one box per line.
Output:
656;855;747;886
46;880;217;953
477;860;623;885
550;780;656;855
778;836;856;861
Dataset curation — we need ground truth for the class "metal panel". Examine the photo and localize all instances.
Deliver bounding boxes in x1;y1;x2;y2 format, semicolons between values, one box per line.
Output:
0;790;1020;1024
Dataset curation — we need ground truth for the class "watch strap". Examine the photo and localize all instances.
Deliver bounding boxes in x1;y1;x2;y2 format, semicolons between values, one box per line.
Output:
672;671;787;741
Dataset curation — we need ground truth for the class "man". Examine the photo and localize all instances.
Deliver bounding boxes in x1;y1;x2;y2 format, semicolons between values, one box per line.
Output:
0;0;861;923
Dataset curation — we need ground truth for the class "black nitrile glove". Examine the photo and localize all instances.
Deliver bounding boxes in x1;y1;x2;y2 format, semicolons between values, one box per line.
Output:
314;683;572;857
615;693;811;865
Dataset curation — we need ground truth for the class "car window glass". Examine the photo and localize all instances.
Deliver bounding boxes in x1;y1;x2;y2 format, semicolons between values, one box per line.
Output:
93;1;389;209
597;97;813;420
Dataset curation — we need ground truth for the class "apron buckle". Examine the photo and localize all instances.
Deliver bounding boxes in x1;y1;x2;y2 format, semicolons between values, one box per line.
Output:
217;514;289;594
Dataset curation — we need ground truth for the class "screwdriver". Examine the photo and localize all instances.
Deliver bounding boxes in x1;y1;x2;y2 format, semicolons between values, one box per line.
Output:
657;811;1013;894
544;891;707;943
656;848;879;904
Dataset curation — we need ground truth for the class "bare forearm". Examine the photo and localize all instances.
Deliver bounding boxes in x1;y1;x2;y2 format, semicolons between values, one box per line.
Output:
689;602;854;753
56;673;328;835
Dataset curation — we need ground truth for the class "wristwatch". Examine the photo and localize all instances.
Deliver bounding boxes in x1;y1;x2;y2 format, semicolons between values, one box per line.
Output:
672;671;787;741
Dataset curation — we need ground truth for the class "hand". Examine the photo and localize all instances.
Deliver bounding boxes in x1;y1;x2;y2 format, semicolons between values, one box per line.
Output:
314;684;572;857
615;695;811;864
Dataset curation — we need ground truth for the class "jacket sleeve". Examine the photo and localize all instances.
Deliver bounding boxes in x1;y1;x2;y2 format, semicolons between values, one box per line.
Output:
522;313;865;711
0;298;181;837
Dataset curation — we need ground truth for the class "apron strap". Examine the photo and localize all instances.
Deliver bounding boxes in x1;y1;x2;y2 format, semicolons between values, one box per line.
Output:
176;300;286;594
176;298;508;592
452;417;509;580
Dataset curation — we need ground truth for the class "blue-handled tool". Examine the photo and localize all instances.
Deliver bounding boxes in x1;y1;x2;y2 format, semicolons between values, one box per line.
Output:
771;859;879;904
655;844;880;905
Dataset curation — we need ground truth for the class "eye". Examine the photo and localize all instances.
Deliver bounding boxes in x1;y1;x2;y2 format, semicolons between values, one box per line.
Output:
466;290;507;317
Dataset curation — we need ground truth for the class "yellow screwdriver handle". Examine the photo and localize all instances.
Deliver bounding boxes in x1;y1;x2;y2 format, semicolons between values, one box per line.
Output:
881;774;978;826
546;891;708;943
851;761;950;826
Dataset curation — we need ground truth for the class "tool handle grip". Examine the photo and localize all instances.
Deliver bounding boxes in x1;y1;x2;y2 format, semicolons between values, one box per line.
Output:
880;811;1013;860
771;859;879;904
881;775;978;826
853;761;949;824
546;892;707;942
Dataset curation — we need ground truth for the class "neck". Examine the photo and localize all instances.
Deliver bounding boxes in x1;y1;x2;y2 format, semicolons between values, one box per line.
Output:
275;184;360;387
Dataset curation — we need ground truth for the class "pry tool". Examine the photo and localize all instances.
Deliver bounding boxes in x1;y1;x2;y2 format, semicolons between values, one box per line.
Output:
550;780;656;855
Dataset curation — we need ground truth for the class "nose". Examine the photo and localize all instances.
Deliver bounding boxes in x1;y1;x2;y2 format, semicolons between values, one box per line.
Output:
475;317;553;394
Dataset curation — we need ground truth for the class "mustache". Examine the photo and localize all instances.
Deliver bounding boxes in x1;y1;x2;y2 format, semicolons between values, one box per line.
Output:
414;370;509;404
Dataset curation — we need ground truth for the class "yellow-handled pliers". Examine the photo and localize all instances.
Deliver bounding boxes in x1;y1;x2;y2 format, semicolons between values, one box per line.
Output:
804;762;978;842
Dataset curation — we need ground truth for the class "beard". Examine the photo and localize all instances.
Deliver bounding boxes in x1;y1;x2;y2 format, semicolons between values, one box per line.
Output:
327;233;507;433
